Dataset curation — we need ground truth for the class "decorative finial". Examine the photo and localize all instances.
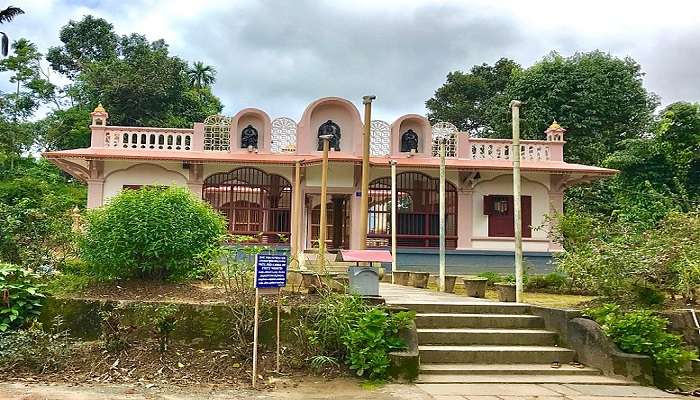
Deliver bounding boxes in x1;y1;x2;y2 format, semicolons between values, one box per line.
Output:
93;103;106;113
548;120;562;130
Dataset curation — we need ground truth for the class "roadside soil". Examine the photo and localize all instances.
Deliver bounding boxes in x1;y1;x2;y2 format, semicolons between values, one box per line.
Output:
62;279;319;306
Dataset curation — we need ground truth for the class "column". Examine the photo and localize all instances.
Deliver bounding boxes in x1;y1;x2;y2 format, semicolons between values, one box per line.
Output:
86;179;105;209
187;164;204;198
548;190;564;251
456;189;474;249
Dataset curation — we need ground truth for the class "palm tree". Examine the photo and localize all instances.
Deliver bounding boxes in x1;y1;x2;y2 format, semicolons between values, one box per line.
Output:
187;61;216;89
0;6;24;56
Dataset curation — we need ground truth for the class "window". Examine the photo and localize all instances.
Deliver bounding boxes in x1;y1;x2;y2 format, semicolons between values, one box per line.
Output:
483;195;532;238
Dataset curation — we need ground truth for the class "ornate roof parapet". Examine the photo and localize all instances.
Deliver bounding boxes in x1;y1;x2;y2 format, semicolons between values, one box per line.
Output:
545;120;566;142
91;104;108;127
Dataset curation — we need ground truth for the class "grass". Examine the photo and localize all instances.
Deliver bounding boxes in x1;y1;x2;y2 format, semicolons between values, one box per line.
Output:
426;278;596;309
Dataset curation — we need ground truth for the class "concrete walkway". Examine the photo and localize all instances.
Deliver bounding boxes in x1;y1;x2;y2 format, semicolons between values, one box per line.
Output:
417;382;682;399
380;282;489;304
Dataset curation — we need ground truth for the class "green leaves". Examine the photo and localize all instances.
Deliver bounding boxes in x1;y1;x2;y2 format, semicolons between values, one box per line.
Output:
79;186;227;280
0;263;46;331
586;305;697;373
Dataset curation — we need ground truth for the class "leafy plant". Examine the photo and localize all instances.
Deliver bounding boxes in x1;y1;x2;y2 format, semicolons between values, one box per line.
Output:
153;305;178;353
0;321;72;373
0;263;45;331
99;308;133;352
342;308;412;380
585;304;697;374
309;355;339;374
80;187;227;280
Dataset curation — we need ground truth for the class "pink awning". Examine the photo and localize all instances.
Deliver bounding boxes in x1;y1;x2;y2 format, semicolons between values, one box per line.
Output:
336;250;393;263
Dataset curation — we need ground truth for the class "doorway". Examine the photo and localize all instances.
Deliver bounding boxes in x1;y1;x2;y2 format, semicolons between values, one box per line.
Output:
308;194;351;250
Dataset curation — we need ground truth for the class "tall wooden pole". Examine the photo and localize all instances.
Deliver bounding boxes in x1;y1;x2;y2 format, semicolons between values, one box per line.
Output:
510;100;524;303
291;161;301;268
359;95;376;250
439;140;446;292
390;160;398;283
318;135;331;271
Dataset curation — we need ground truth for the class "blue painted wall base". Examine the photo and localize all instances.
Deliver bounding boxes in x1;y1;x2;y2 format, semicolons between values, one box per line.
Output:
391;248;556;275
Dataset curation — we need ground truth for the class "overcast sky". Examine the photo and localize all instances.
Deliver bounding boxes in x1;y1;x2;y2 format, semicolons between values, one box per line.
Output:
4;0;700;121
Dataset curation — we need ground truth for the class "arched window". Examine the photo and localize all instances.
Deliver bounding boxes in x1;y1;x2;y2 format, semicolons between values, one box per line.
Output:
367;172;457;248
317;120;341;151
240;125;258;149
400;129;419;152
202;167;292;243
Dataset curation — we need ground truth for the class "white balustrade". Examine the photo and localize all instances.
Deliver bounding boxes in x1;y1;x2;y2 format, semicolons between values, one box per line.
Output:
469;139;551;161
103;127;195;151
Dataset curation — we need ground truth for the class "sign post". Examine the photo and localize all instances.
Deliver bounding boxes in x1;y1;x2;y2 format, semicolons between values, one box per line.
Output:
252;253;288;388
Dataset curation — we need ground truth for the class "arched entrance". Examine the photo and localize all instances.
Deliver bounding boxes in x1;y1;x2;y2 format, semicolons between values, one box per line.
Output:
202;167;292;243
367;172;457;248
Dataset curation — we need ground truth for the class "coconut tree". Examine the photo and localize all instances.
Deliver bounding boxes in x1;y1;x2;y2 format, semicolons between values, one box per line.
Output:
187;61;216;89
0;6;24;56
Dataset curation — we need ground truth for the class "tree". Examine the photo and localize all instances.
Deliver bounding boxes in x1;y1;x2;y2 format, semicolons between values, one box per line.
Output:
0;39;54;168
0;6;24;56
46;15;118;79
487;51;658;166
426;58;520;134
46;17;223;128
187;61;216;89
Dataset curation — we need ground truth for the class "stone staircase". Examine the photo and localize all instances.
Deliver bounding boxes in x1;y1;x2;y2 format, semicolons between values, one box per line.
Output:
394;301;637;385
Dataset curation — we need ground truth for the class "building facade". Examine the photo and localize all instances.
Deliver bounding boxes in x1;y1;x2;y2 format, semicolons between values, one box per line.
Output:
44;97;615;273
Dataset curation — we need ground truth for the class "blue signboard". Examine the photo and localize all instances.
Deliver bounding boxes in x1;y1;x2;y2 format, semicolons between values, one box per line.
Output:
254;254;288;289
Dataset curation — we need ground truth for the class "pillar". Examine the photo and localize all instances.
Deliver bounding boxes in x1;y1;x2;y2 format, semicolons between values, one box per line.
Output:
456;189;474;249
86;179;105;209
548;190;564;251
187;164;204;198
349;192;363;250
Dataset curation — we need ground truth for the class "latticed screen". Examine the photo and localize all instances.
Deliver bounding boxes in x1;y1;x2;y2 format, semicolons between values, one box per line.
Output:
431;121;458;157
202;167;292;243
370;120;390;156
203;115;232;151
367;172;457;248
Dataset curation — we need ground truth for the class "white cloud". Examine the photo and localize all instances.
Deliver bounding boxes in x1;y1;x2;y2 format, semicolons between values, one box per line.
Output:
2;0;700;122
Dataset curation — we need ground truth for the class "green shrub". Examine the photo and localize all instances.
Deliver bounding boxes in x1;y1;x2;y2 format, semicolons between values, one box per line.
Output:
0;263;45;332
527;272;568;291
476;272;503;286
80;187;227;280
342;308;413;380
0;323;72;373
585;304;697;374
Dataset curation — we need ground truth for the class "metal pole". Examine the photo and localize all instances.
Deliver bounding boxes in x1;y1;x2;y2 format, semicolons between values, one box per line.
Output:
390;160;398;283
359;95;376;250
439;140;446;292
252;289;259;387
510;100;524;303
318;135;331;271
291;161;301;269
276;289;281;372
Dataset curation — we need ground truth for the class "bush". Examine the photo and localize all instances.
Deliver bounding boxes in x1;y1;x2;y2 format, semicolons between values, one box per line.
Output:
586;304;697;375
0;323;72;373
343;308;412;380
552;210;700;304
0;263;46;332
80;187;227;280
527;272;569;291
476;272;503;286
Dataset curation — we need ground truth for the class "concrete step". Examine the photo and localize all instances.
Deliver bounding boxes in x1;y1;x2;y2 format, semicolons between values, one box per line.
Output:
394;302;531;315
420;363;601;376
419;345;576;364
415;374;637;385
417;328;557;346
416;313;545;329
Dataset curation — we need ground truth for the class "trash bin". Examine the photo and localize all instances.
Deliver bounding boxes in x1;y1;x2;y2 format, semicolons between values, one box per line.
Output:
348;266;379;296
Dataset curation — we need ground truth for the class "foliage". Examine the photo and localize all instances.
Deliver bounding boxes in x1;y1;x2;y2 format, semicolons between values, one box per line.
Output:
202;235;271;296
342;308;412;380
526;272;569;292
0;263;45;332
80;187;227;280
552;210;700;304
0;159;85;268
99;308;134;352
46;16;222;128
0;322;73;374
585;304;697;374
188;61;217;89
308;291;369;358
152;305;178;353
476;271;504;286
426;58;520;134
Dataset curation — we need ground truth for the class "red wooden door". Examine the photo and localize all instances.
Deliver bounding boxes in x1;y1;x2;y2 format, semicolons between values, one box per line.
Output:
485;195;531;238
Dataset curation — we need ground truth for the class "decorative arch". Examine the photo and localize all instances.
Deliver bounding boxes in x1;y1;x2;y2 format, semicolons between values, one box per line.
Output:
298;97;363;154
232;108;271;152
202;167;292;243
104;163;187;181
390;114;432;156
367;171;457;248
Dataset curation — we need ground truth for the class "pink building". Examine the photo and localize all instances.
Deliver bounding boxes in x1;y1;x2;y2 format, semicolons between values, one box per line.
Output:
44;98;615;273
